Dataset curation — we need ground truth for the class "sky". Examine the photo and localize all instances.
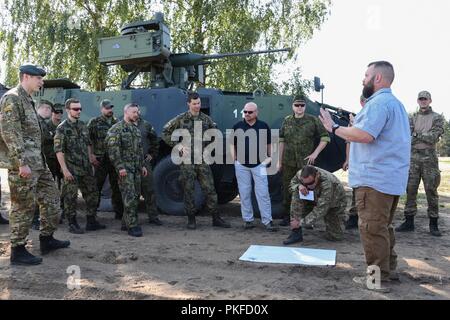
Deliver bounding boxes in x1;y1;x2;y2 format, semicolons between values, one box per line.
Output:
295;0;450;119
1;0;449;120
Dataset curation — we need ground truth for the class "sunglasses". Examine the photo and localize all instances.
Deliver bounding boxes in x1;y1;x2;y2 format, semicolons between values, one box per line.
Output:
243;110;254;114
294;103;306;108
418;97;428;101
70;108;82;111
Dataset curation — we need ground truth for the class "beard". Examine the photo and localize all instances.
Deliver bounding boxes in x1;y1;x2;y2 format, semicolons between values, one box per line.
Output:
362;76;375;99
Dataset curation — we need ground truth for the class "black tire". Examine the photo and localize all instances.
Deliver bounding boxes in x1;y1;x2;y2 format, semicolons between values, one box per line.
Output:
251;171;286;219
153;156;204;216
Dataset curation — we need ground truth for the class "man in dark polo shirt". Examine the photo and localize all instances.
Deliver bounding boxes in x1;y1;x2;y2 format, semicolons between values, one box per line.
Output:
231;102;277;231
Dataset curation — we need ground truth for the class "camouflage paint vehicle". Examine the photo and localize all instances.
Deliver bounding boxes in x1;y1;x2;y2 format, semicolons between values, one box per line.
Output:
0;13;351;217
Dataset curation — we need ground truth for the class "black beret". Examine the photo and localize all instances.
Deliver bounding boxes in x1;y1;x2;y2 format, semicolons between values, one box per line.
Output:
19;64;47;77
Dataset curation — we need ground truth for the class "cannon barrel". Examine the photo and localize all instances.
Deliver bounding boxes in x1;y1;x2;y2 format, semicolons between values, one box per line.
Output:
170;48;290;67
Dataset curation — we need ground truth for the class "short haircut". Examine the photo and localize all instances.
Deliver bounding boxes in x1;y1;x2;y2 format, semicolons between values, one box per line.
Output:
124;103;139;113
300;165;318;179
187;91;200;103
65;98;80;109
368;61;395;84
38;99;53;109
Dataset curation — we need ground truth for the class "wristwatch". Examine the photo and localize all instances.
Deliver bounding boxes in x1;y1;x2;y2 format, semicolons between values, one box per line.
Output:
332;123;340;134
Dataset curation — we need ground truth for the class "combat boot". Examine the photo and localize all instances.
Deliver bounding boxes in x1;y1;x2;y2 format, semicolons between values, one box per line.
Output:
395;216;414;232
345;215;358;230
86;215;106;231
0;214;9;225
429;217;442;237
39;234;71;255
128;226;143;237
283;228;303;245
187;215;196;230
212;214;231;228
68;217;85;234
10;245;42;266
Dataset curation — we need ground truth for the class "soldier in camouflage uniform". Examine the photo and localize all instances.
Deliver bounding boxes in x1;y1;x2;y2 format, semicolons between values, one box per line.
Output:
54;98;106;234
87;99;123;219
161;92;230;229
278;95;330;226
0;64;70;265
396;91;445;236
283;165;346;244
137;113;162;225
107;103;147;237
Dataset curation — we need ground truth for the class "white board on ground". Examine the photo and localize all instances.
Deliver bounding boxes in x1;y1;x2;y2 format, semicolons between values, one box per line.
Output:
239;245;336;266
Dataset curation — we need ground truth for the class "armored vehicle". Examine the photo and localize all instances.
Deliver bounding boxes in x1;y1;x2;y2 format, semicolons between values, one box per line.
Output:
0;12;351;218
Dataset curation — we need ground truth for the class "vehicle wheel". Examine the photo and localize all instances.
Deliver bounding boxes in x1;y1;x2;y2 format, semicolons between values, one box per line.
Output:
153;156;204;215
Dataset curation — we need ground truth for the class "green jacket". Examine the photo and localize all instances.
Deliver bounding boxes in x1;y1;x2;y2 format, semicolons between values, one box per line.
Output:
87;115;119;157
54;119;92;176
107;120;144;173
280;114;330;167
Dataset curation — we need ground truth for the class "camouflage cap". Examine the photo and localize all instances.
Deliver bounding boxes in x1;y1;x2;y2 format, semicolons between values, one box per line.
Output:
100;99;114;109
418;91;431;100
52;103;64;112
293;95;306;103
19;64;46;77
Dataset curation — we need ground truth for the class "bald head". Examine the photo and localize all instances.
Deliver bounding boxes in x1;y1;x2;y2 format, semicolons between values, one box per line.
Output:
243;102;258;124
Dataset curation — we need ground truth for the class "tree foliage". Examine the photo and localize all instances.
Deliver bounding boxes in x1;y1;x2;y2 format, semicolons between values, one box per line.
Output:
437;118;450;157
0;0;331;94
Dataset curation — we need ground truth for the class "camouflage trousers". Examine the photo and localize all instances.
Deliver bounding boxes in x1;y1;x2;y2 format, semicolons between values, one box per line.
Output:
141;162;157;219
282;163;304;217
290;192;345;241
179;164;218;216
94;156;123;214
404;149;441;218
118;170;141;229
61;173;99;219
8;168;59;247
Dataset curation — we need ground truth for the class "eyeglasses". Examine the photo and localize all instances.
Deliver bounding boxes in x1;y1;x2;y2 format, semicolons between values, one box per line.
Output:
70;108;82;112
243;110;254;114
53;111;63;114
294;103;306;108
418;97;429;101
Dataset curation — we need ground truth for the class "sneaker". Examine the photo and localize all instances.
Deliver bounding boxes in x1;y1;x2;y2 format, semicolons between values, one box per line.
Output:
244;221;255;229
352;276;391;293
265;222;278;232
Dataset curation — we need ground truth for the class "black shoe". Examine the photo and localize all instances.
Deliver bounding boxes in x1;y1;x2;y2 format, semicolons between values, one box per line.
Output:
39;234;70;255
429;217;442;237
345;215;358;230
279;216;290;227
0;214;9;225
244;221;255;229
187;216;197;230
86;216;106;231
10;245;42;266
265;221;278;232
148;217;163;226
68;217;85;234
283;228;303;245
395;216;414;232
212;215;231;228
128;226;143;237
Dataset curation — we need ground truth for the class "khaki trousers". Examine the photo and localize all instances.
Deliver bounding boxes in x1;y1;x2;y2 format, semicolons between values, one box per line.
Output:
355;187;399;281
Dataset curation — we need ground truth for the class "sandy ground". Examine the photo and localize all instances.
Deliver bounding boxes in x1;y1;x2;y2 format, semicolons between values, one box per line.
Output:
0;167;449;300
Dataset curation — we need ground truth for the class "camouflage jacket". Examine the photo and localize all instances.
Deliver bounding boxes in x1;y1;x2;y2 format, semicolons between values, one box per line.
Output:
54;119;92;176
410;108;445;150
280;114;330;167
41;119;59;161
107;120;144;173
290;166;346;225
161;111;216;162
87;115;119;157
0;84;46;170
137;118;159;160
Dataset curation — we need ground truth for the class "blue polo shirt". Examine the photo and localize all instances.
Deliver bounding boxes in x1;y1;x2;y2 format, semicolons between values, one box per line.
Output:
349;88;411;195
